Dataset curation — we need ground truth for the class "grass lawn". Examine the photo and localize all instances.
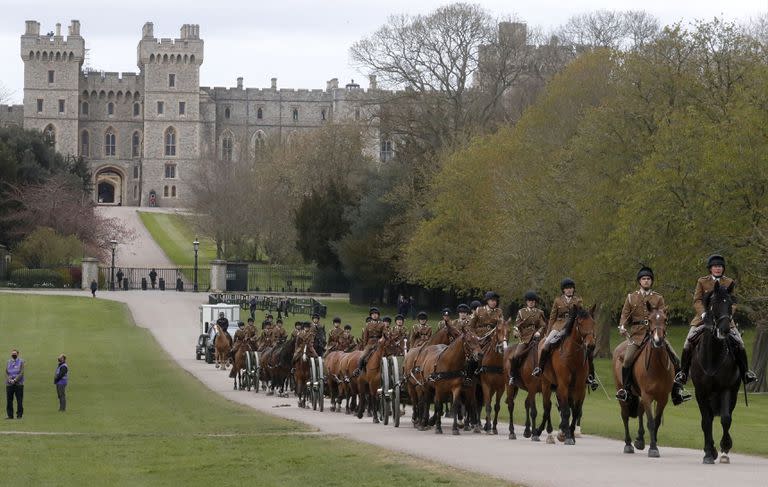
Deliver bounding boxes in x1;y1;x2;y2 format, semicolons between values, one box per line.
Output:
265;299;768;457
0;293;513;486
138;211;218;267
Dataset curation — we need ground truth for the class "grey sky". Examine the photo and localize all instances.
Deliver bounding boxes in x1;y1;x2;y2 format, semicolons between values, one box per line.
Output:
0;0;764;103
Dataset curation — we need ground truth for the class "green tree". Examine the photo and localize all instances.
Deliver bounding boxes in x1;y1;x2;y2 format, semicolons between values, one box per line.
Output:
14;227;81;268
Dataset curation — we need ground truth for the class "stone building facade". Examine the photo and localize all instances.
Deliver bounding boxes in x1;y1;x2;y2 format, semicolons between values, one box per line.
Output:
0;20;383;207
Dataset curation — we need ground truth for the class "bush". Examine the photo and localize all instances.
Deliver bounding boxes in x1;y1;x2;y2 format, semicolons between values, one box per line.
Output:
7;268;65;288
14;227;81;268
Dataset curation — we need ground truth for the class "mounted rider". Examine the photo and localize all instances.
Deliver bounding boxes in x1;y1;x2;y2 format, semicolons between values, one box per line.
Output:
509;291;547;386
215;312;232;346
437;308;452;329
310;313;326;356
271;319;287;344
410;311;432;347
467;291;504;336
533;278;598;391
615;267;691;405
388;314;408;355
675;255;757;387
327;317;343;351
293;321;317;363
452;304;472;333
356;307;387;374
336;325;355;352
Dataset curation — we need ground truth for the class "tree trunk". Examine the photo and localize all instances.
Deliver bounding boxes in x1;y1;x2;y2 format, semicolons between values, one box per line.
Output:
594;303;613;359
748;319;768;393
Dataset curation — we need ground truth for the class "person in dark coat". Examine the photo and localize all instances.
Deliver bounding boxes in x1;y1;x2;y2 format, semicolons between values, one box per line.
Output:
90;280;97;298
54;354;68;412
149;269;158;289
116;269;124;288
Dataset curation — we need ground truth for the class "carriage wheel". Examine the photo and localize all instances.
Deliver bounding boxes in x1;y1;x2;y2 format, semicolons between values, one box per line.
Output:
317;357;325;412
381;356;391;425
310;359;318;411
252;352;260;394
244;353;253;391
392;357;401;428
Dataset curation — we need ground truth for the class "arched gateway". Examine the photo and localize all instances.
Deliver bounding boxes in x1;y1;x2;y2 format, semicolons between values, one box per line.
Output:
94;168;124;205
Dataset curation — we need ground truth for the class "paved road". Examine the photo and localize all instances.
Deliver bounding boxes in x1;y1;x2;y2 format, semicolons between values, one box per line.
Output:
10;290;767;487
96;207;176;267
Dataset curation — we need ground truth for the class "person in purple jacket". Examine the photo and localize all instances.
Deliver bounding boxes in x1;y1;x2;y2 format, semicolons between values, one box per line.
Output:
54;354;69;412
6;349;24;419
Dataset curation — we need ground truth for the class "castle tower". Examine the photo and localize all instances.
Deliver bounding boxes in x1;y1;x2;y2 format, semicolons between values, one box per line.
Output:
20;20;84;156
137;22;203;206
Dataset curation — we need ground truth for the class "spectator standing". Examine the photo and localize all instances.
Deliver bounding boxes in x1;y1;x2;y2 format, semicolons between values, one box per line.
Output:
6;349;24;419
149;269;158;289
116;269;124;288
90;279;98;298
54;354;68;412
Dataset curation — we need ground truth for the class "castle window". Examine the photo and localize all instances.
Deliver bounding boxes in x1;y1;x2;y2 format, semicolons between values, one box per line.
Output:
222;133;233;162
171;186;177;197
178;101;186;115
292;108;298;121
43;125;55;147
132;131;141;158
380;140;394;162
36;99;43;113
321;109;326;121
256;107;263;119
164;127;176;156
81;101;89;115
354;108;360;121
107;102;114;116
157;101;164;115
48;70;54;83
58;99;65;113
164;186;169;197
164;164;176;179
104;129;116;156
80;130;89;157
168;73;175;88
224;107;231;119
133;102;140;117
133;165;139;179
133;185;137;199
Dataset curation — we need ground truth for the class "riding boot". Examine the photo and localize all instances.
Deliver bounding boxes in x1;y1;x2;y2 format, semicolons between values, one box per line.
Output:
532;346;549;377
666;344;691;405
734;342;758;385
586;355;598;391
675;344;691;385
616;366;633;402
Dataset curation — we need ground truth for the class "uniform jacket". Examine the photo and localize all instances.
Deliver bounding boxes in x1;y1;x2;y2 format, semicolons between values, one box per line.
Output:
410;323;432;346
514;307;547;343
468;305;504;335
548;294;583;332
451;317;472;334
328;327;343;347
362;319;387;345
691;275;736;327
619;289;666;341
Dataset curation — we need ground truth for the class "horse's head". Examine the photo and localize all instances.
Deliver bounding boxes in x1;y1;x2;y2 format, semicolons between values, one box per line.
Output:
462;331;484;363
705;280;735;340
443;322;462;343
573;304;597;351
493;321;510;354
646;302;668;348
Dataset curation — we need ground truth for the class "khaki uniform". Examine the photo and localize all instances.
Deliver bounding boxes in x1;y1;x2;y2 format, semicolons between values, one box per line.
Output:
410;323;432;347
437;318;452;329
452;317;472;334
515;307;547;344
619;289;666;366
362;319;387;346
691;275;736;328
271;326;287;343
468;305;504;336
388;324;408;355
294;328;317;362
327;326;343;350
548;294;583;333
336;333;355;352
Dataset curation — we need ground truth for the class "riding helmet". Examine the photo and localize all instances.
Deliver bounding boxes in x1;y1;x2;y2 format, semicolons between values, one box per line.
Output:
636;266;654;281
707;254;726;269
247;317;255;323
343;324;352;331
332;316;342;323
276;319;283;325
442;308;452;316
484;291;500;302
470;300;482;311
369;307;380;315
456;303;470;313
394;314;405;321
312;312;320;319
383;316;392;323
238;321;245;328
560;278;576;290
417;311;428;320
523;291;539;302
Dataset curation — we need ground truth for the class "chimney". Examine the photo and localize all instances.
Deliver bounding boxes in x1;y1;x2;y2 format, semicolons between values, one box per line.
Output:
142;22;154;39
271;77;277;90
326;78;339;91
69;20;80;37
236;77;243;89
55;23;61;37
25;20;40;36
368;75;377;90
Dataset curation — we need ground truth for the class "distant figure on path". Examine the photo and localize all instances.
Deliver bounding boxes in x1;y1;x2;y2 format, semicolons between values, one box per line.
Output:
149;268;158;289
90;279;98;297
6;349;24;419
116;268;124;288
54;354;68;412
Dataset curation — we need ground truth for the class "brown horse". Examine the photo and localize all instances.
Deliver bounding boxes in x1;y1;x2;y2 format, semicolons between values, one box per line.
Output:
293;340;313;408
613;305;674;457
340;349;365;414
324;350;347;412
229;335;256;390
505;338;544;440
479;322;510;435
539;305;596;445
213;324;231;370
418;330;484;435
356;334;396;423
404;323;462;427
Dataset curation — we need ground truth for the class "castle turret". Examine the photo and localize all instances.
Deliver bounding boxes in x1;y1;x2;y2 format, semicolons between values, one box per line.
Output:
21;20;84;156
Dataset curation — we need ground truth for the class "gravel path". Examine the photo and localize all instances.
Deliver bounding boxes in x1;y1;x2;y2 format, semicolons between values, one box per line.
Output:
96;206;176;267
7;289;767;487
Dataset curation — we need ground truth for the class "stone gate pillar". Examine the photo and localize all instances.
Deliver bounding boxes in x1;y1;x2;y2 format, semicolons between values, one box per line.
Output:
81;257;99;290
210;260;226;292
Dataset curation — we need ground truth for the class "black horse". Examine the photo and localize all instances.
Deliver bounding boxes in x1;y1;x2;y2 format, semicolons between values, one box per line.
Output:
690;280;741;465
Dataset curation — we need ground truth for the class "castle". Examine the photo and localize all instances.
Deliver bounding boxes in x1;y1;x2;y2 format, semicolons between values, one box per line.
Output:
0;20;384;207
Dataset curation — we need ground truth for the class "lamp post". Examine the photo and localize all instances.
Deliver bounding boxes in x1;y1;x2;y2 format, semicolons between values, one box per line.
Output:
109;239;118;291
193;238;200;292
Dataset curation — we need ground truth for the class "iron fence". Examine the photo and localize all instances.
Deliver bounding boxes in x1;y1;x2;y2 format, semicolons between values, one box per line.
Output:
98;266;211;291
208;293;326;318
245;264;348;293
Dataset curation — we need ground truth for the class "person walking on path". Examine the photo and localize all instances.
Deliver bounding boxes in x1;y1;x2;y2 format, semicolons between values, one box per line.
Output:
6;349;24;419
149;269;158;289
90;279;98;297
116;269;124;289
54;354;68;412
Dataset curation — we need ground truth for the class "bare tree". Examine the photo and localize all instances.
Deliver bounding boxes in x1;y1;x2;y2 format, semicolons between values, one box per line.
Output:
0;82;11;104
558;10;660;51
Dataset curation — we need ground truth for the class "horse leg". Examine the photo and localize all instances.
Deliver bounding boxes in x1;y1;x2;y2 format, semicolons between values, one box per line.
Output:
621;404;634;454
569;400;582;445
452;388;462;435
507;386;516;440
481;382;491;433
699;400;717;464
528;393;539;441
371;383;380;424
648;397;666;458
635;409;646;451
540;387;553;443
492;390;501;435
434;394;443;435
719;390;733;464
556;385;572;445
